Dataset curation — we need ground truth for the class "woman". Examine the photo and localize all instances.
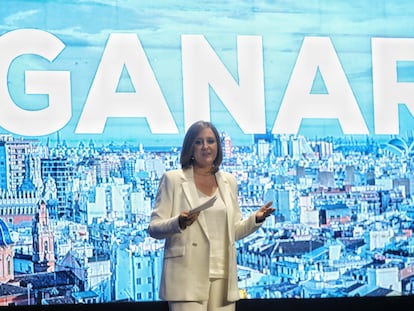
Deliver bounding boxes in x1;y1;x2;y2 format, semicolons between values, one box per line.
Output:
148;120;274;311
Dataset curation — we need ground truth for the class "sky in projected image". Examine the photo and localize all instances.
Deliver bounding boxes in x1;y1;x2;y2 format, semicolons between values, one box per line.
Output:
1;0;414;147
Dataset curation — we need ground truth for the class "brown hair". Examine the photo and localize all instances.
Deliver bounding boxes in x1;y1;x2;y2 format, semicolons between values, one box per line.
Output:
180;121;223;173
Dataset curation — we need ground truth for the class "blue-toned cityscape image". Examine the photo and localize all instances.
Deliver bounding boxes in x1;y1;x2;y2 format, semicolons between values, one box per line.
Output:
1;0;414;307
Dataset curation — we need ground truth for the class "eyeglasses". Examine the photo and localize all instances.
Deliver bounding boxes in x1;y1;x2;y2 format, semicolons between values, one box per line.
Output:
193;138;216;146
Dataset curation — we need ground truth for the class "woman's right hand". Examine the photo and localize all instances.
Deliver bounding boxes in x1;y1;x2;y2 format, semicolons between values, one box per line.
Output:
178;211;200;230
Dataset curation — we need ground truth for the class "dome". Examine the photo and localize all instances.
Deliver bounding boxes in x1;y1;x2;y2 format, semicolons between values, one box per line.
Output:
0;218;13;246
387;137;407;151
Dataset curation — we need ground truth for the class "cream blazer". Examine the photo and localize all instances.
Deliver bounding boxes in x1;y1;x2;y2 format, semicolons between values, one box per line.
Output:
148;168;262;302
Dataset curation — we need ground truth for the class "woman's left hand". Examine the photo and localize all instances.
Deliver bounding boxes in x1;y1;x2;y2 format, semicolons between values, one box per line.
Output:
255;201;275;223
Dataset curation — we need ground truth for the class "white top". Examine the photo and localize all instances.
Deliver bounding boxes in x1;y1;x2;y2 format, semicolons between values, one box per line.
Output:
198;189;229;278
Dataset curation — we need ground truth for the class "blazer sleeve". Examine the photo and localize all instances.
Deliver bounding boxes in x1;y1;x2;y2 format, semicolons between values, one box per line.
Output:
147;172;182;239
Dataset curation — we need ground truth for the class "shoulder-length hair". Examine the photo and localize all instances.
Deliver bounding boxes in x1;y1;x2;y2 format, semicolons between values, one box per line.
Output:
180;120;223;173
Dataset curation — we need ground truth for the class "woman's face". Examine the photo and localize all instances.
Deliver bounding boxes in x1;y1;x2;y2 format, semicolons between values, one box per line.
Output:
192;127;218;169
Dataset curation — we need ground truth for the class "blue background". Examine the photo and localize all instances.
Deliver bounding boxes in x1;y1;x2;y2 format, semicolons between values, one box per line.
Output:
1;0;414;147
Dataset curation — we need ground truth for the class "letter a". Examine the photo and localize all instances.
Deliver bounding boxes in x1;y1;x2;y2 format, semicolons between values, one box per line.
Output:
272;36;368;135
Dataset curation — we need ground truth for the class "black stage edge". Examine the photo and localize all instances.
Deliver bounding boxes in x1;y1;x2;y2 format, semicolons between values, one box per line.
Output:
5;296;414;311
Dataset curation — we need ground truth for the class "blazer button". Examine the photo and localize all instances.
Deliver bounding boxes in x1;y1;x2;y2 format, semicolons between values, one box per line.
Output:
192;243;198;247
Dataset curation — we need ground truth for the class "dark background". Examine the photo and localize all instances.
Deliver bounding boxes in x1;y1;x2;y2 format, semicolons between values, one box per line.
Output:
7;297;414;311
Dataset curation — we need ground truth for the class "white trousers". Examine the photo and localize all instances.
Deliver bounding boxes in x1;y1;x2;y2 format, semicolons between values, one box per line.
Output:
168;278;236;311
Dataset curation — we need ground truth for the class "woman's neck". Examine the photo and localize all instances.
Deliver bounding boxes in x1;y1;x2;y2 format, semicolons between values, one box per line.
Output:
193;167;213;176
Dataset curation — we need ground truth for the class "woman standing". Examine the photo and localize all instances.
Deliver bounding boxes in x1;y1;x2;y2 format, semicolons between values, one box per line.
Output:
148;120;275;311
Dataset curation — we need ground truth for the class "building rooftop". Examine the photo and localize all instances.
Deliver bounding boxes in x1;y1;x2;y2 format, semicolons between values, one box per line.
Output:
13;270;76;289
72;290;98;300
0;284;26;296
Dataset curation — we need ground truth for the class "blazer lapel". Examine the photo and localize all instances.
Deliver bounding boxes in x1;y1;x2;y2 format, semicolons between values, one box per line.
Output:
215;171;232;211
215;171;235;242
181;168;210;239
181;169;198;210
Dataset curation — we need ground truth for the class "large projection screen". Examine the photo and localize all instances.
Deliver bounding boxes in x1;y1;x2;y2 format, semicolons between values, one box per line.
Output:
1;0;414;306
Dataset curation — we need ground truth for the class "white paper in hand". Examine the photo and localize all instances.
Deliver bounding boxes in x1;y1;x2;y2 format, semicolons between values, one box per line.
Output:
189;195;217;215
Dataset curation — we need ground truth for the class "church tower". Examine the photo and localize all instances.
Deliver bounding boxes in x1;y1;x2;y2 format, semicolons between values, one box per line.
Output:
0;218;14;282
32;200;55;272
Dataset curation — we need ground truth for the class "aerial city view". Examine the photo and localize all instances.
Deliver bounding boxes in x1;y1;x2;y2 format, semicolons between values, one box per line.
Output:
0;131;413;305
